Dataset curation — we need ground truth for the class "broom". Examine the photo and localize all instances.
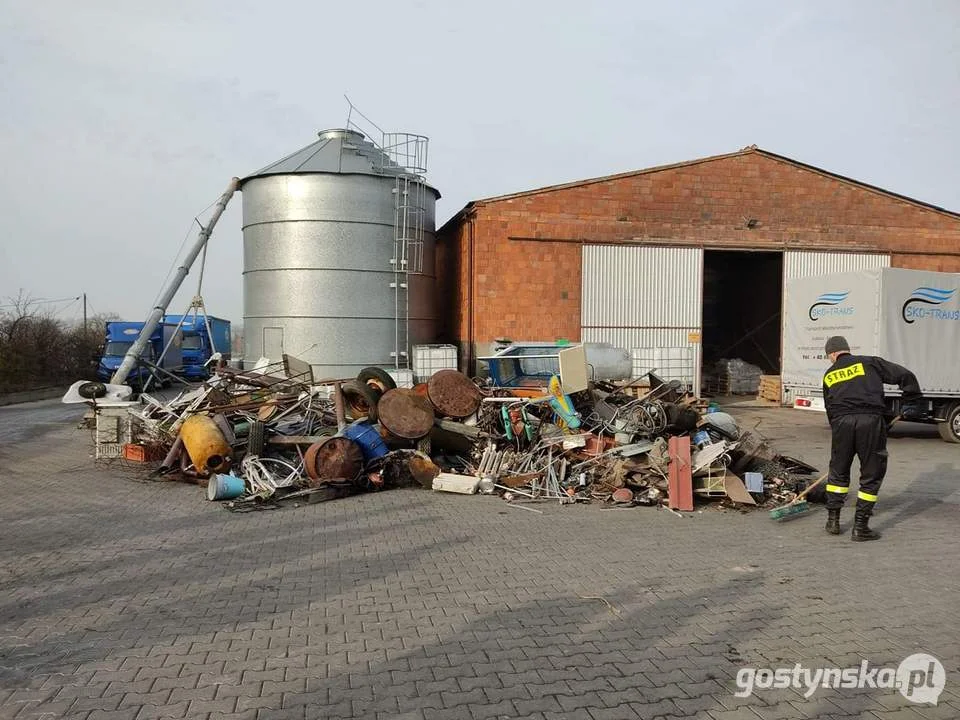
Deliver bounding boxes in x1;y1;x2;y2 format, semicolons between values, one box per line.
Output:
769;414;901;521
769;472;828;520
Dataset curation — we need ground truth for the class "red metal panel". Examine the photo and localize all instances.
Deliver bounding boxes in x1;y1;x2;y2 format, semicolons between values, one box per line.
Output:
668;435;694;511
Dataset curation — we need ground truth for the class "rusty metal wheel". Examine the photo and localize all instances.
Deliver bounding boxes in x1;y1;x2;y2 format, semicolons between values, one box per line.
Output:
341;380;380;422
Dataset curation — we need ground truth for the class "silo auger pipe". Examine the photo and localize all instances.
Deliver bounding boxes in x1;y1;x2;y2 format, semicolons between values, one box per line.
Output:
111;178;239;386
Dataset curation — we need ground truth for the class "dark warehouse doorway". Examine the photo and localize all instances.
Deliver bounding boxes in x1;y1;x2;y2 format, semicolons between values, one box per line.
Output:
701;250;783;375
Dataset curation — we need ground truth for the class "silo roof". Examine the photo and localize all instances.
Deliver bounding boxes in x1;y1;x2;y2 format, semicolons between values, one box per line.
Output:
241;128;440;197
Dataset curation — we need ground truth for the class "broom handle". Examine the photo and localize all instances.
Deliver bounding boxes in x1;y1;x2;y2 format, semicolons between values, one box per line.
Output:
792;472;829;504
792;415;900;504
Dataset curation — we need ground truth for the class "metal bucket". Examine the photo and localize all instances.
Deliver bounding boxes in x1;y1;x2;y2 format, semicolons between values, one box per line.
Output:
207;473;245;501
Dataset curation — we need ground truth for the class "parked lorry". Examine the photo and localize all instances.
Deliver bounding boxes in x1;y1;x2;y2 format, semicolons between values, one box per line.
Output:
96;321;183;389
783;267;960;443
163;314;231;380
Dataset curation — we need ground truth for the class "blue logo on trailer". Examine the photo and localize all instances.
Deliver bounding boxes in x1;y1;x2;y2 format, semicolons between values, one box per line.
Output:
901;287;959;324
808;291;853;321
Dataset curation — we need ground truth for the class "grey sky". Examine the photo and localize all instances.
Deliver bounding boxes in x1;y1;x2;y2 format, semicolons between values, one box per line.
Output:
2;1;958;326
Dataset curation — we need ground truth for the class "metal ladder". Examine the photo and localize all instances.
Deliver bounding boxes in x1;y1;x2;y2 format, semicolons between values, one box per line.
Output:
390;173;427;368
344;100;430;371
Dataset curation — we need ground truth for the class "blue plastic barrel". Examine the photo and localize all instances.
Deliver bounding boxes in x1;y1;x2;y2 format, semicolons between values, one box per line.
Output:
692;430;711;447
207;473;245;501
342;421;389;462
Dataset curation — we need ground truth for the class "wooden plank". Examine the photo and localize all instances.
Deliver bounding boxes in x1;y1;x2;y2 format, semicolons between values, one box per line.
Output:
667;435;694;511
722;472;757;505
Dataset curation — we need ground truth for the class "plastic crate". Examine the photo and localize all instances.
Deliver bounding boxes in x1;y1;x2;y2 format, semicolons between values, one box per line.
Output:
122;443;166;462
95;406;135;459
96;443;126;460
412;344;458;383
387;368;415;389
631;347;694;385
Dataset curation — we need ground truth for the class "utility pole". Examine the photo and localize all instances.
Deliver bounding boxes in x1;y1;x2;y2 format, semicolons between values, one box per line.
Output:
82;292;87;332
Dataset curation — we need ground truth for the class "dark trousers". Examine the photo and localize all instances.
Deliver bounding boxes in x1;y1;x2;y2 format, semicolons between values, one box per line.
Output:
826;413;888;516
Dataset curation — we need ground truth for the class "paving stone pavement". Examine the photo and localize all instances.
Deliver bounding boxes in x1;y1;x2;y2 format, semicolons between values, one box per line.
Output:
1;400;958;719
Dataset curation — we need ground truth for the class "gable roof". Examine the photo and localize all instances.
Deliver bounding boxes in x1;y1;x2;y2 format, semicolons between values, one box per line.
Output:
439;145;960;233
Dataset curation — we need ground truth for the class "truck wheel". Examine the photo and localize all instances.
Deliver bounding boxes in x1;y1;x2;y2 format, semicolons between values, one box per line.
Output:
341;381;380;422
937;403;960;444
357;367;397;393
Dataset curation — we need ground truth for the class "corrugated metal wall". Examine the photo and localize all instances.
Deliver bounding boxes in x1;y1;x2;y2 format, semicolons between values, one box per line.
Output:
581;245;703;392
581;248;890;401
784;250;890;279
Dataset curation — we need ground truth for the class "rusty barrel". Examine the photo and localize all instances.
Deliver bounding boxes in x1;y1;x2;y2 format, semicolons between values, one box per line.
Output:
303;437;364;487
427;369;481;419
377;388;435;439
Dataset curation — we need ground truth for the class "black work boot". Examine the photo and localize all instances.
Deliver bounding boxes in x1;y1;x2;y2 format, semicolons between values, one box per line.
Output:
825;508;841;535
851;513;881;542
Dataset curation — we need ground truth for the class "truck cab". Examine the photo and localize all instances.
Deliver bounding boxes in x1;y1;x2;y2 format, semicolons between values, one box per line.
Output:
96;321;183;389
163;314;231;380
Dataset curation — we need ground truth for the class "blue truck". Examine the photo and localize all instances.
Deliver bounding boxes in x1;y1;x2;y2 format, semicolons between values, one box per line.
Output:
163;315;231;380
96;321;184;388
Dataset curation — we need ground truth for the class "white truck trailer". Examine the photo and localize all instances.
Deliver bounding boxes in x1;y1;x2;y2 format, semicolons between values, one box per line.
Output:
783;267;960;443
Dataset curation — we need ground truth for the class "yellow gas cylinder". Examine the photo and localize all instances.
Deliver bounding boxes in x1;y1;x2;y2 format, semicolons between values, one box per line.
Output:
179;414;232;476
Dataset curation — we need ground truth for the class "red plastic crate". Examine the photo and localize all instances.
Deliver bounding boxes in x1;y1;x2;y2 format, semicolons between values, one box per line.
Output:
122;443;165;462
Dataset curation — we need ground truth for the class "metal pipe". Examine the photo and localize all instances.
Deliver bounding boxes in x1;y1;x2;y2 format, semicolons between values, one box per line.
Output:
112;178;239;385
333;381;347;431
467;212;475;375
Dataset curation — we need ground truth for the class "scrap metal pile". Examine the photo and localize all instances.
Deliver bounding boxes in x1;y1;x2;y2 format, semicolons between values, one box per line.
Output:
96;354;822;514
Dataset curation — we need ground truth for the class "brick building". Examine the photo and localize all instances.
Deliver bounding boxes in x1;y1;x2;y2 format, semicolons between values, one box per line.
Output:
436;146;960;387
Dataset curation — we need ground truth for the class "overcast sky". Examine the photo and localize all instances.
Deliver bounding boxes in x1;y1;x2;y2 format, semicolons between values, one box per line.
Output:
2;1;958;326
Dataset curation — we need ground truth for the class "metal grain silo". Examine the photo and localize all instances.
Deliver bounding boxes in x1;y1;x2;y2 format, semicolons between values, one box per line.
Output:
240;128;440;378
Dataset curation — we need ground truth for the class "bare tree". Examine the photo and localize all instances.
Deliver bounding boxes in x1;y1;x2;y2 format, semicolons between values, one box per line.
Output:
0;291;118;393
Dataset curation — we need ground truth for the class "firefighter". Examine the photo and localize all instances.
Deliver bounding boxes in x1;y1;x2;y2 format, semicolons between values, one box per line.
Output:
821;336;923;541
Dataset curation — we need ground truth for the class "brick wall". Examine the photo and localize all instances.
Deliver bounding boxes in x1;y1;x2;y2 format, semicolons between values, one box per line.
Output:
437;149;960;354
891;253;960;273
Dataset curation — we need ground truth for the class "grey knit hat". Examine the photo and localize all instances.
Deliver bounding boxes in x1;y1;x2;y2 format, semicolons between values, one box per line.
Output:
824;336;850;355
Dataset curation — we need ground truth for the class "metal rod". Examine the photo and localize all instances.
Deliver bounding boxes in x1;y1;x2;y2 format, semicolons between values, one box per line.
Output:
506;503;543;514
112;178;238;385
333;381;347;431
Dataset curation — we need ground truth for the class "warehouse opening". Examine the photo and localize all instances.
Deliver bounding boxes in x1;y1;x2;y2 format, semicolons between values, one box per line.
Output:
701;250;783;375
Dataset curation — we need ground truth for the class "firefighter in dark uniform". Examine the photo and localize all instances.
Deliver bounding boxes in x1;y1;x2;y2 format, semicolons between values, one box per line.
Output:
822;336;922;541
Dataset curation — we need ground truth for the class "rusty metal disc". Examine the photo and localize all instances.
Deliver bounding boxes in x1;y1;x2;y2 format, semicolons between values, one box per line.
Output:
303;437;364;487
303;442;323;481
412;383;430;400
377;388;435;439
427;369;481;419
